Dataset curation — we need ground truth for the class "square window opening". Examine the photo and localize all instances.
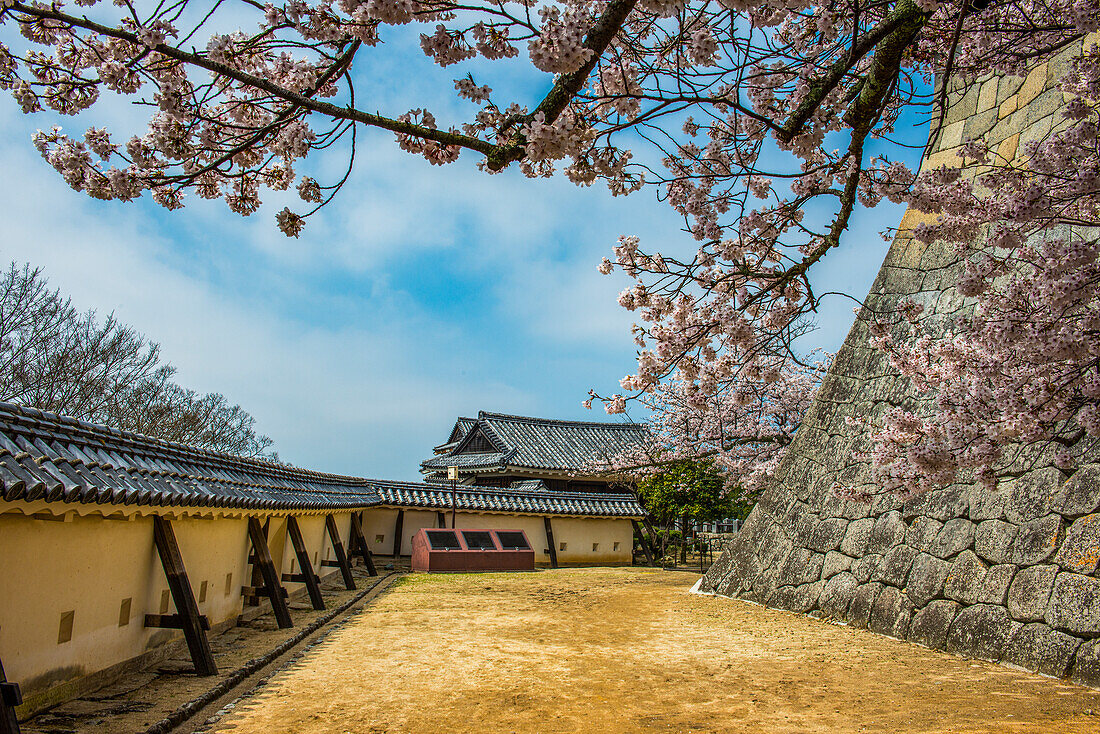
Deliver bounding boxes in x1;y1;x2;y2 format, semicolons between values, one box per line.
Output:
159;590;170;615
58;610;74;644
613;542;621;552
198;580;208;603
375;534;385;544
118;599;131;627
559;542;567;552
224;572;233;596
592;543;600;552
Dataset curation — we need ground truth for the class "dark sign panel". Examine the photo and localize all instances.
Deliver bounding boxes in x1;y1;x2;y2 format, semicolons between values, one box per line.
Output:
426;530;462;550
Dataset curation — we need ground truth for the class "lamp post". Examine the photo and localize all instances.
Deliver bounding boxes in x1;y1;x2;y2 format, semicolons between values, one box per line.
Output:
448;465;457;529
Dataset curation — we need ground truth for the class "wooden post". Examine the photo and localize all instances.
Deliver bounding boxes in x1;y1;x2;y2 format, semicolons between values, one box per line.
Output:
285;516;325;611
0;655;21;734
151;516;217;676
391;509;404;558
323;515;356;590
642;517;661;565
246;517;293;629
632;519;657;566
348;513;378;576
543;516;558;569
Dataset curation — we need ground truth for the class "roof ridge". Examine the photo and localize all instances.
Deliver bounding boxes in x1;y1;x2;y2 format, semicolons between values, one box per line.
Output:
477;410;645;430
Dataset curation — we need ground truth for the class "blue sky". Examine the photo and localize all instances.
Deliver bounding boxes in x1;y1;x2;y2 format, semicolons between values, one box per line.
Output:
0;21;919;479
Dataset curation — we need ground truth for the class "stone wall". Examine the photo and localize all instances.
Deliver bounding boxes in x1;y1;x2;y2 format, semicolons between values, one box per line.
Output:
700;38;1100;687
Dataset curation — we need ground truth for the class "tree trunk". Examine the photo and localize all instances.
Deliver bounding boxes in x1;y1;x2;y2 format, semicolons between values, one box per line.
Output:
680;516;689;565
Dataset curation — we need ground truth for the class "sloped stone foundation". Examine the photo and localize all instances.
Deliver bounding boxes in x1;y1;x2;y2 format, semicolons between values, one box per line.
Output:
700;41;1100;688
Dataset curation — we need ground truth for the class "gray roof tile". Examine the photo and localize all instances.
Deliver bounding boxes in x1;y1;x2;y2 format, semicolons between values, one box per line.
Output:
0;402;644;518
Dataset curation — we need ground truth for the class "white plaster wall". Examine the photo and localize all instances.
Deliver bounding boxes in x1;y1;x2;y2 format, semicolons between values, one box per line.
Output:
0;505;356;705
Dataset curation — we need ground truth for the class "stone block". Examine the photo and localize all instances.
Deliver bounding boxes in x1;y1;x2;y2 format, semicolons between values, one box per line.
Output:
850;583;882;629
906;553;951;607
822;551;854;579
929;519;976;559
1055;514;1100;574
841;517;875;557
767;581;823;614
945;550;989;605
1008;564;1059;622
851;553;882;584
1046;572;1100;637
977;78;999;112
1072;640;1100;688
868;511;907;555
870;585;912;640
975;520;1019;564
752;564;781;604
969;487;1007;521
875;544;918;587
906;517;944;552
776;547;814;587
809;517;849;553
909;600;961;650
1004;623;1081;678
946;604;1015;662
922;485;972;522
1011;514;1064;565
1005;467;1062;523
757;524;794;571
978;564;1017;605
819;572;858;620
1051;465;1100;517
785;502;820;546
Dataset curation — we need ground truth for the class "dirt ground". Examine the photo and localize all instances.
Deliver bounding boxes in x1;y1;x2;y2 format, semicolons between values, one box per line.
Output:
207;568;1100;734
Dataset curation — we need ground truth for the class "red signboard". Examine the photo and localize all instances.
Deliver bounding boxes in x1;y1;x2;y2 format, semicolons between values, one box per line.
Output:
410;528;536;572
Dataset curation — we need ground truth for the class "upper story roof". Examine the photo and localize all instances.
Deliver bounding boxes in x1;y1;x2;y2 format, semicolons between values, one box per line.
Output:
0;402;644;517
421;411;647;476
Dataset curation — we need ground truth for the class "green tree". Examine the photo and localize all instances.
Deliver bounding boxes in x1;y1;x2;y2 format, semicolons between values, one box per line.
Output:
636;460;750;564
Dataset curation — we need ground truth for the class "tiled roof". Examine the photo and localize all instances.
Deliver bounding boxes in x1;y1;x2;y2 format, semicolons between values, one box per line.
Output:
433;417;477;453
0;402;380;510
421;451;510;470
421;411;647;474
0;402;644;518
369;478;644;517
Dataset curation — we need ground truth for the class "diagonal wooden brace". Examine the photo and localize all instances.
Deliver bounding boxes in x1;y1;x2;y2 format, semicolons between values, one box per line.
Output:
632;519;657;566
324;514;356;590
152;516;217;676
348;513;378;577
247;517;293;628
544;516;559;569
286;516;325;611
0;655;21;734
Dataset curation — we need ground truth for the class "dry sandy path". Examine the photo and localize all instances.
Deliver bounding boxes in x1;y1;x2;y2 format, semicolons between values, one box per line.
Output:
210;568;1100;733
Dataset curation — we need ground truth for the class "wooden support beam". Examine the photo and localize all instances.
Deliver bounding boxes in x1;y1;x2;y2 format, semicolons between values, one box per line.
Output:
0;656;21;734
152;515;218;676
543;516;559;569
240;585;289;600
391;509;404;558
245;518;269;607
324;515;356;590
632;519;657;566
286;516;325;611
144;614;211;631
247;517;293;628
348;513;378;576
641;517;662;566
